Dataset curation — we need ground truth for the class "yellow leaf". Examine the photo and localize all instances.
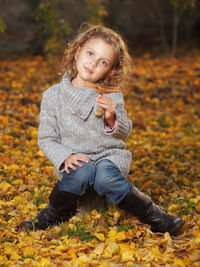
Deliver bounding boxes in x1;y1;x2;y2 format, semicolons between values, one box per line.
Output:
24;258;32;264
55;245;69;253
190;237;200;249
37;150;44;157
23;246;36;257
39;203;47;210
116;231;126;241
10;164;20;170
12;179;23;185
93;243;106;255
0;182;11;192
163;232;172;246
120;244;134;262
5;247;21;260
29;231;43;240
91;209;98;216
77;255;92;263
69;216;81;224
68;223;76;231
113;211;120;223
152;246;161;255
173;259;185;267
121;250;134;262
0;255;7;263
182;257;191;265
94;213;101;220
94;232;105;241
190;198;198;204
0;200;10;207
103;243;119;258
188;251;200;262
192;230;200;237
108;229;117;242
30;128;38;139
136;231;142;239
11;252;21;260
142;251;154;263
168;204;178;212
196;202;200;212
8;210;17;216
40;258;51;266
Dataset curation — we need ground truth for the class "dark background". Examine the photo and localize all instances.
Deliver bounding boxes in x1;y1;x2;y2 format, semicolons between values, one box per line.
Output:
0;0;200;58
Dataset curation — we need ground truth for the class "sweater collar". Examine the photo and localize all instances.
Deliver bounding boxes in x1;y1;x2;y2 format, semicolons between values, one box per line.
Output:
60;72;99;120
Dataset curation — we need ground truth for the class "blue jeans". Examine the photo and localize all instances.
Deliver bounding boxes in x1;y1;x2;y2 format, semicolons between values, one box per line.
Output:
58;159;132;204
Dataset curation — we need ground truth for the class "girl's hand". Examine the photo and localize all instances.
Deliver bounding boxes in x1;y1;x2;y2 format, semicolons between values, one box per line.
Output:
96;95;116;127
64;154;90;174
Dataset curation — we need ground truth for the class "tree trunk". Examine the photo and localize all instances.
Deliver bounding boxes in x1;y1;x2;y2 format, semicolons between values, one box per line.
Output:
153;0;170;54
172;9;178;57
76;187;107;218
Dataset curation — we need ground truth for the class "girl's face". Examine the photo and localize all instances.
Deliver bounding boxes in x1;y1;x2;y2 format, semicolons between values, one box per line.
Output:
73;38;116;88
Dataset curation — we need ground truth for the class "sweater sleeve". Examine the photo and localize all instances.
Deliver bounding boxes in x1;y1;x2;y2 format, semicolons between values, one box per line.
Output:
104;92;132;140
38;89;72;172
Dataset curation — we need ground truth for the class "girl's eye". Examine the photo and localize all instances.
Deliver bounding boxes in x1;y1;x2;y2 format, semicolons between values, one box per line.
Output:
87;51;93;56
101;60;108;66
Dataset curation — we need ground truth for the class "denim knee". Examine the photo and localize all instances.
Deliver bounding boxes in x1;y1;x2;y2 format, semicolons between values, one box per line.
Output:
94;159;132;204
58;160;96;196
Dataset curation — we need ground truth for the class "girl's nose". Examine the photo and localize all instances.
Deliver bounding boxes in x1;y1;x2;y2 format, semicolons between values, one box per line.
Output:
90;59;97;67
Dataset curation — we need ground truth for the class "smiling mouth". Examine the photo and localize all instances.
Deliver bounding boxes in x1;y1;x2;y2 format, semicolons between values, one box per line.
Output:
84;67;93;74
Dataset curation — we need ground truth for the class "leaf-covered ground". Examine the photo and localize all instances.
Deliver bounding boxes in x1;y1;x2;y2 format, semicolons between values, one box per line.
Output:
0;55;200;266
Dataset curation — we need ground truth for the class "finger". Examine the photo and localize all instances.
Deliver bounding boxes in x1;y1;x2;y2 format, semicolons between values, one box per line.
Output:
64;167;70;174
68;154;90;164
96;95;102;101
75;154;90;162
70;158;83;167
96;96;107;105
96;97;109;104
65;161;76;171
97;103;115;113
68;163;76;170
97;97;115;106
97;101;113;108
97;96;114;103
73;160;83;168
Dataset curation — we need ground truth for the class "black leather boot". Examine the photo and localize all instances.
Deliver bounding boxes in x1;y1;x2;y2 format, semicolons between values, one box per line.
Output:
118;186;185;236
17;182;78;231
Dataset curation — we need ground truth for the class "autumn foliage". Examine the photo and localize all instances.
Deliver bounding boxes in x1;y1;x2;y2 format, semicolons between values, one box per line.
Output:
0;55;200;266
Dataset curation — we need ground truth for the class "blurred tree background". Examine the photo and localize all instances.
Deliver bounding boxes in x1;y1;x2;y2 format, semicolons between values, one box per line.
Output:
0;0;199;57
0;2;200;265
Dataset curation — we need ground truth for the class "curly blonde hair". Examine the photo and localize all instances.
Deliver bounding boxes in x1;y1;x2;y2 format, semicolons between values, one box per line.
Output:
61;23;133;94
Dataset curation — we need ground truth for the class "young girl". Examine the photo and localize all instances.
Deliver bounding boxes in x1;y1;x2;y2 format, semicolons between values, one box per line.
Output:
18;24;185;235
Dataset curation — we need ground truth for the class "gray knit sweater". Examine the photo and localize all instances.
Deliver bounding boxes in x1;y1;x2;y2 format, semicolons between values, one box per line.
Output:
38;72;132;180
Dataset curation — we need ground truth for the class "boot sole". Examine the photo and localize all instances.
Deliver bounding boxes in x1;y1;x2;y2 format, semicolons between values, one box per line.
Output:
169;218;186;236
